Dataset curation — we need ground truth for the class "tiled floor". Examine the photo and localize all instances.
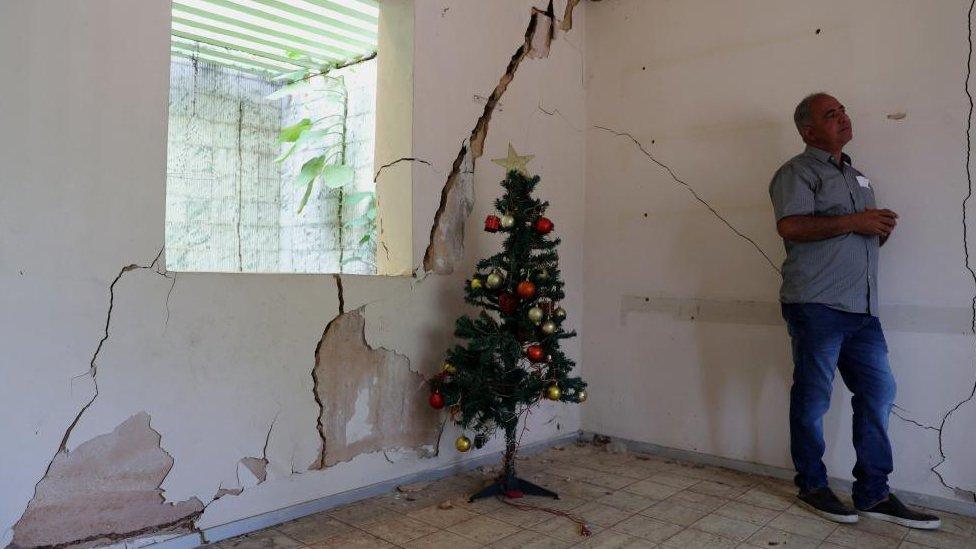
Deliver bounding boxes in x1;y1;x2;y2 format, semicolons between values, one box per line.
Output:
209;443;976;548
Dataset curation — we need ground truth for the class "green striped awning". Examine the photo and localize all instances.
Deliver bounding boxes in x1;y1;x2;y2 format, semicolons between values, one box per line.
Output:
171;0;379;78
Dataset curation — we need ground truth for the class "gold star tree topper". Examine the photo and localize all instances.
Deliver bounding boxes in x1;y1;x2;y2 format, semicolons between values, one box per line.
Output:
491;143;535;175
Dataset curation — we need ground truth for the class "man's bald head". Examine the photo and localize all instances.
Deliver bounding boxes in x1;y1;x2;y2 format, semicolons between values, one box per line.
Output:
793;93;853;154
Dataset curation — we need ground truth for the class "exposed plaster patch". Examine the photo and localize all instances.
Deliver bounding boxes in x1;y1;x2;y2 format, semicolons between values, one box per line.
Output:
527;4;555;59
593;125;782;276
11;413;203;548
558;0;583;31
308;309;439;469
422;1;582;274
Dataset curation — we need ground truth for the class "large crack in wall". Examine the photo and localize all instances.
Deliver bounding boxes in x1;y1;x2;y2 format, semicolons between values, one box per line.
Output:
928;0;976;500
422;0;582;274
592;125;782;276
11;413;203;549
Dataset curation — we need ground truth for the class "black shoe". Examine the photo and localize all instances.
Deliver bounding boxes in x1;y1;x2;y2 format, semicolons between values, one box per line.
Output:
797;487;859;523
857;494;941;530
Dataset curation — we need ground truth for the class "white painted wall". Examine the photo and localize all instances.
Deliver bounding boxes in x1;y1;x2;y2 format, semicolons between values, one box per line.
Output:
0;0;586;543
583;0;976;507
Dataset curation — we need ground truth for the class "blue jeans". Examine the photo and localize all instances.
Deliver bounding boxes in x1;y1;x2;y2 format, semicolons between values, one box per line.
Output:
781;303;896;509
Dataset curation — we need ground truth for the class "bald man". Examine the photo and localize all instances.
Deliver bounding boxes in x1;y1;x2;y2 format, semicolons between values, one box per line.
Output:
768;93;940;529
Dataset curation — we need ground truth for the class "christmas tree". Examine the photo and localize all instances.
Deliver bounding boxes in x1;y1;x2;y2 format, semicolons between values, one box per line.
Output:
429;144;586;501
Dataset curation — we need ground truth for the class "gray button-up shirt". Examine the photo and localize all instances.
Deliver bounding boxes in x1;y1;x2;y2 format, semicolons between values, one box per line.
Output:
769;146;879;316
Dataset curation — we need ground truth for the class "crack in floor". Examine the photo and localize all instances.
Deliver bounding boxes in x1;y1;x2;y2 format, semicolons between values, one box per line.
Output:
593;125;782;276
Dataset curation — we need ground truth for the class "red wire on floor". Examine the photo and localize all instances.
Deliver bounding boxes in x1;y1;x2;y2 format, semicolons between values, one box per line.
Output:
497;496;592;537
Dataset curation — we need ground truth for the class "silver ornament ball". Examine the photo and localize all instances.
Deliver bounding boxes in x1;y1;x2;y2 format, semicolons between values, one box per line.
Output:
500;214;515;229
527;307;544;323
486;271;504;289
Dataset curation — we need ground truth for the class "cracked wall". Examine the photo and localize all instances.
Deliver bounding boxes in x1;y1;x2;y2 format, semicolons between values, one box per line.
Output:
0;0;587;546
583;0;976;508
309;309;441;469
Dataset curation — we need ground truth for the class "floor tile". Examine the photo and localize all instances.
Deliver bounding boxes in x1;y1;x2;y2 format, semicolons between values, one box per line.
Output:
713;500;780;526
735;486;794;511
216;529;306;548
691;513;761;542
407;502;480;527
597;490;660;513
573;501;637;528
305;530;396;548
274;513;354;545
649;473;701;490
489;528;571;548
904;526;976;549
531;515;604;542
572;529;658;548
688;480;752;499
744;525;820;549
361;515;439;545
767;512;837;541
661;528;738;549
611;514;683;543
825;526;901;548
668;490;730;513
640;500;711;526
403;529;485;549
447;515;522;545
625;480;683;500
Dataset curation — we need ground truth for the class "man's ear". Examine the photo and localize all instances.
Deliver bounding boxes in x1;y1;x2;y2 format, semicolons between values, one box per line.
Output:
799;126;813;143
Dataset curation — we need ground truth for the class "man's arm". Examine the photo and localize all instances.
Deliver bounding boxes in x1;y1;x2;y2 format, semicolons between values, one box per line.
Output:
777;208;898;242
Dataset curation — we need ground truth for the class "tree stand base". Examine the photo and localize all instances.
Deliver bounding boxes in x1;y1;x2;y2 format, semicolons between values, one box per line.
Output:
468;474;559;502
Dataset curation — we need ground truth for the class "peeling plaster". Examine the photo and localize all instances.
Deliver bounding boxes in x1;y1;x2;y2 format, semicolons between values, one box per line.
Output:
11;413;203;549
308;309;440;469
422;1;582;274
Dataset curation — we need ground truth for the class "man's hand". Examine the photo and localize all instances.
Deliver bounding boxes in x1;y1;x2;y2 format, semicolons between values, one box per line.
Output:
849;208;898;237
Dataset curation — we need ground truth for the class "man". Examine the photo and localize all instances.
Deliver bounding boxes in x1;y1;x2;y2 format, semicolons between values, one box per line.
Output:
768;93;940;529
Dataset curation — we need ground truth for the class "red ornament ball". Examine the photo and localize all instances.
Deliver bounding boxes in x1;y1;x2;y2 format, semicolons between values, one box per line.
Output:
484;215;501;233
498;292;519;314
429;392;445;409
534;217;554;235
526;345;545;362
516;280;536;299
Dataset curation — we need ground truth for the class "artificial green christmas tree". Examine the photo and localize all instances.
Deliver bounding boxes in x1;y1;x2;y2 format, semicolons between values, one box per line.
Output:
429;144;586;501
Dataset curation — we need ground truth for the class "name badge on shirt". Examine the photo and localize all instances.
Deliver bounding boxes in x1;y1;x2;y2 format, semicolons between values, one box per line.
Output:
856;176;871;188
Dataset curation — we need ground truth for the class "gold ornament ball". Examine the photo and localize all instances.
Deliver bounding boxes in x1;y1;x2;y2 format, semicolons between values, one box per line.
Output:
554;307;567;320
442;362;457;374
540;320;557;335
527;307;544;323
546;385;562;401
577;390;587;403
536;268;550;282
486;272;504;289
500;214;516;228
455;435;472;452
470;278;483;290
